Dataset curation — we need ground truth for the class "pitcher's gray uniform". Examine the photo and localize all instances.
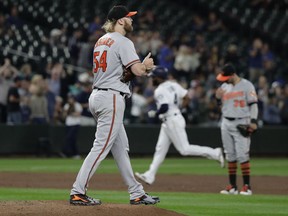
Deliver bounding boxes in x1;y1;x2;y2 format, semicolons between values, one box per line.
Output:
70;5;159;205
135;67;224;185
216;63;258;195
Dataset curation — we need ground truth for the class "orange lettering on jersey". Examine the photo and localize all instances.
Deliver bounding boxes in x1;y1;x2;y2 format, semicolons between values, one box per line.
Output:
95;38;115;48
223;91;244;100
249;91;257;98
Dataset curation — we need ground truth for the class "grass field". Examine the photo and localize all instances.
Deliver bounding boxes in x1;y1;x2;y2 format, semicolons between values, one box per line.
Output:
0;157;288;216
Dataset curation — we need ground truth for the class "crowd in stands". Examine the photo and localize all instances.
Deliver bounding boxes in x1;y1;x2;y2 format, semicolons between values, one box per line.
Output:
0;4;288;127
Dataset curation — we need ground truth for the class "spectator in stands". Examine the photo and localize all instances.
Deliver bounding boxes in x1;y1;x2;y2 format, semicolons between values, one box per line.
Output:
29;75;49;124
47;63;62;97
191;14;207;33
19;63;34;80
143;79;157;124
157;36;175;71
0;13;7;37
204;59;218;89
135;30;151;59
19;76;31;98
280;84;288;124
221;44;240;69
194;33;208;59
207;12;223;33
61;93;82;159
209;45;220;66
6;5;24;28
77;34;98;69
255;75;269;122
41;60;53;79
7;76;22;125
20;95;31;124
262;92;282;125
262;43;276;82
49;28;65;48
248;38;264;83
43;81;56;122
59;65;76;102
138;9;157;30
53;96;64;125
76;82;95;126
201;84;221;126
174;44;200;83
68;28;84;65
187;80;206;124
0;59;18;123
88;15;102;34
130;85;147;124
149;31;162;63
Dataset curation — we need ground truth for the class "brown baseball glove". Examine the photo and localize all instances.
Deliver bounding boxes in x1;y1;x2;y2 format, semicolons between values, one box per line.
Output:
120;67;135;83
236;124;256;137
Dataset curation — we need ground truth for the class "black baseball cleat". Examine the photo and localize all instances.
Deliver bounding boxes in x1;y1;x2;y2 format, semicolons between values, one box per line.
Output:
70;194;101;206
130;193;160;205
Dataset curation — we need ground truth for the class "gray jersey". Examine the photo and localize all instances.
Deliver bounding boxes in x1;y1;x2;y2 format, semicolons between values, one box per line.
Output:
92;32;140;96
220;78;257;118
154;80;188;116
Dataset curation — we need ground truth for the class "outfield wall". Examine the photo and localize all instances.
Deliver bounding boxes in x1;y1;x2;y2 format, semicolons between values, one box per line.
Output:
0;124;287;156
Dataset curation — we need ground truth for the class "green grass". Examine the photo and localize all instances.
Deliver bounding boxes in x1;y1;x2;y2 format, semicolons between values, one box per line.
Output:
0;157;288;216
0;188;288;216
0;157;288;176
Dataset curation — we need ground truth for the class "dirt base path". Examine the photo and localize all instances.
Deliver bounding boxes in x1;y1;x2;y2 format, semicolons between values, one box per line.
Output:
1;172;287;195
1;172;287;216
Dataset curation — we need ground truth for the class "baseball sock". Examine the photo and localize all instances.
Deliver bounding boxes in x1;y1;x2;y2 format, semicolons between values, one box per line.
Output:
241;161;250;187
228;161;237;187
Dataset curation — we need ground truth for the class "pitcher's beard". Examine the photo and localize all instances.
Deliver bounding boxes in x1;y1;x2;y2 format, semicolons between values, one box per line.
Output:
124;22;133;33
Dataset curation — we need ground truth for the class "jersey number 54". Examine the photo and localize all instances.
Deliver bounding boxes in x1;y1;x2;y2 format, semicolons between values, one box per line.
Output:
93;51;107;73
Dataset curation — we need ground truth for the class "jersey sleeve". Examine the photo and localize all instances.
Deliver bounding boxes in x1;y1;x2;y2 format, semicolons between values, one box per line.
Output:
154;88;169;109
176;83;188;98
118;38;141;68
246;82;258;104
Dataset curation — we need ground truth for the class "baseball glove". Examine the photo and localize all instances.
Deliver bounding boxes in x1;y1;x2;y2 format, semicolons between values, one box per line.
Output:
120;67;135;83
236;124;256;137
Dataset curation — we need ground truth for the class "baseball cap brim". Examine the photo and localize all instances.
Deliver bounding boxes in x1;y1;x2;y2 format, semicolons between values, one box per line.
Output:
216;73;232;82
126;11;137;17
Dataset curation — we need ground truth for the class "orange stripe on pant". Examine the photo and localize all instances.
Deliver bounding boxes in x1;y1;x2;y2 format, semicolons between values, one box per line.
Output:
84;94;116;191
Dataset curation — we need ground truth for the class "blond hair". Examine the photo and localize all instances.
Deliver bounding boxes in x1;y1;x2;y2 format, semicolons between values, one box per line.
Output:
102;20;117;33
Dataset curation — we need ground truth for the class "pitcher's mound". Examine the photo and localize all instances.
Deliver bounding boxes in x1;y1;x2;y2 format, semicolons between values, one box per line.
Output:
0;200;185;216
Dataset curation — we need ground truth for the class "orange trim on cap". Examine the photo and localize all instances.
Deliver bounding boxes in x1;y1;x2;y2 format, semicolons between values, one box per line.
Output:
216;73;232;82
126;11;137;17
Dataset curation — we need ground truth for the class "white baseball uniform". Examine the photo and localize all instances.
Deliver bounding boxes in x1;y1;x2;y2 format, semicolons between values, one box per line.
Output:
219;78;258;163
139;80;222;184
70;32;146;200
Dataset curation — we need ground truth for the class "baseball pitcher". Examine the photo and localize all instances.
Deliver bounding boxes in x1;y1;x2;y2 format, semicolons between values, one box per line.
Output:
216;63;258;195
69;5;159;205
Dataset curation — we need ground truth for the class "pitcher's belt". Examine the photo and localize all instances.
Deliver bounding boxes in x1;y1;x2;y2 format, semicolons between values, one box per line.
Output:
93;87;126;97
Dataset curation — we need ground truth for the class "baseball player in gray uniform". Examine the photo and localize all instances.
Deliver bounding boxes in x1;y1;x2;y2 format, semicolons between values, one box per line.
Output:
70;5;159;205
135;66;224;185
216;63;258;195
